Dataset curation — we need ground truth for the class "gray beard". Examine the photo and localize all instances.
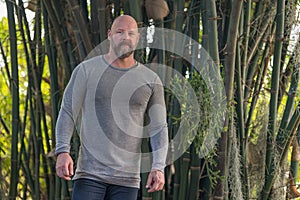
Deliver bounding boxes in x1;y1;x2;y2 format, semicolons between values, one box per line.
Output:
116;49;134;59
112;42;134;59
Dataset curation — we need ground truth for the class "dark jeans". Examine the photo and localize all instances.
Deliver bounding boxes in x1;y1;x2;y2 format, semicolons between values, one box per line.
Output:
72;178;139;200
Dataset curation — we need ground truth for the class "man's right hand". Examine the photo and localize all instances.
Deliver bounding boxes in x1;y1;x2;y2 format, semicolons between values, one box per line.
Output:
56;152;74;180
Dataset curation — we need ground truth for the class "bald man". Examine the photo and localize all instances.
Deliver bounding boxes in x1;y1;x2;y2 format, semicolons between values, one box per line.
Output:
55;15;168;200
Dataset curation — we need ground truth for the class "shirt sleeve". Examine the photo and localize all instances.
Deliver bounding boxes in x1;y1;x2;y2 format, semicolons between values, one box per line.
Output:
55;64;87;155
147;76;169;172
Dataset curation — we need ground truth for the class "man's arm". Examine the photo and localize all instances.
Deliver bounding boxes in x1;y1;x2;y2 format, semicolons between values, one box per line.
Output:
146;76;169;192
146;124;168;192
55;65;87;180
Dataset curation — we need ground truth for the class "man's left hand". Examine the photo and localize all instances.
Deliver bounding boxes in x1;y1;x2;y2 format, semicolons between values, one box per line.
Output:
146;170;165;192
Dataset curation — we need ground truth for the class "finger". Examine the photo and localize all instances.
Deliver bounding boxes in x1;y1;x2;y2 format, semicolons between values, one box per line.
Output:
153;182;160;191
158;183;164;191
150;178;165;192
148;181;159;192
146;174;153;188
64;165;70;176
61;171;71;180
60;169;64;177
63;175;72;181
57;166;71;180
63;166;73;180
56;167;64;177
69;162;74;176
147;187;155;193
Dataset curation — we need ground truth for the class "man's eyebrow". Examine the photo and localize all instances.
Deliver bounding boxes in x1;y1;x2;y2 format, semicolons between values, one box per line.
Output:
114;28;138;33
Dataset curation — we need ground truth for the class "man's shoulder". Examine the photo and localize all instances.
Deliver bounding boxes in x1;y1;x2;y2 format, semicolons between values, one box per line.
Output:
77;55;108;72
81;55;105;67
135;63;163;85
71;55;108;80
136;63;160;77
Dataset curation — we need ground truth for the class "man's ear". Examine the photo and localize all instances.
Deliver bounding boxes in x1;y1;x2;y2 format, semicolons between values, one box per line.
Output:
107;29;112;40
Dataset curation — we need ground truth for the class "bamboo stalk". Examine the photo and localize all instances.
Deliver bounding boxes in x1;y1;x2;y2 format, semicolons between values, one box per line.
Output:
235;40;249;198
188;143;200;200
163;0;175;29
43;4;59;198
241;0;251;84
278;41;300;132
68;0;93;55
223;0;242;102
42;0;72;80
173;158;180;200
279;104;300;166
90;0;100;46
40;96;52;199
30;81;40;200
128;0;143;23
0;115;10;135
290;126;300;192
246;0;276;66
80;0;89;23
18;0;42;197
277;0;298;105
113;0;121;17
199;1;212;198
34;4;43;199
236;10;248;199
243;24;274;109
42;0;59;137
250;0;266;39
206;0;219;66
172;0;185;74
200;0;208;51
19;89;35;197
178;152;190;200
199;162;211;199
187;2;201;199
129;0;145;64
172;2;185;199
245;26;275;137
6;0;20;199
0;39;11;83
206;1;226;197
261;0;285;198
276;59;300;164
214;0;243;198
98;0;107;44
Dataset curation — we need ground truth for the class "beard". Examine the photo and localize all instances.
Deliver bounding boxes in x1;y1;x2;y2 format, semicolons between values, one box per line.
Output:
111;40;135;59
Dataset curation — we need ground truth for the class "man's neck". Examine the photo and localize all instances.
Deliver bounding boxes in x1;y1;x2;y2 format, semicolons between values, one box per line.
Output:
105;53;136;68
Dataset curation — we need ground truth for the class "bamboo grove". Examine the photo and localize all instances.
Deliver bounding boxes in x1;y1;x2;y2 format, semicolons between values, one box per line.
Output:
0;0;300;199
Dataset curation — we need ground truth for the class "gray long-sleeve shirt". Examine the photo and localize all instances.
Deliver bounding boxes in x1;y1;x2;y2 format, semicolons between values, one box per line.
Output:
55;55;168;188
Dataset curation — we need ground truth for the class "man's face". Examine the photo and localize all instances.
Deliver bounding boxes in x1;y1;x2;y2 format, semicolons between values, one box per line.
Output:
108;18;140;59
110;30;139;59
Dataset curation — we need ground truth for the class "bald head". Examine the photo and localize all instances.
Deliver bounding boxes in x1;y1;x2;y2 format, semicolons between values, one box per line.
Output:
111;15;138;31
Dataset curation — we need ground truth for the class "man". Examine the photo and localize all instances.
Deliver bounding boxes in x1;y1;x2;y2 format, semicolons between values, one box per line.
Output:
55;15;168;200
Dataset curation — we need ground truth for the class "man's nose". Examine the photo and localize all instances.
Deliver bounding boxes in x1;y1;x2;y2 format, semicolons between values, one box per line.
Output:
122;32;130;40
